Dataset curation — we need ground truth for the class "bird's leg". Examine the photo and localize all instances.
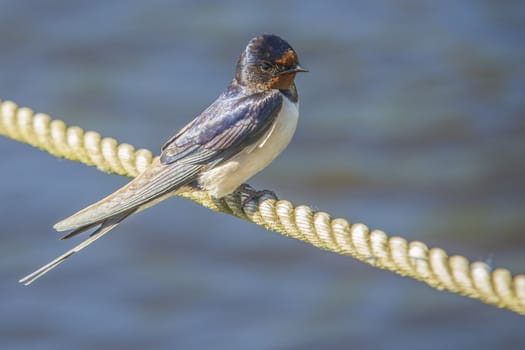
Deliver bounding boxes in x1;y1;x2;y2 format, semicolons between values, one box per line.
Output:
237;183;278;207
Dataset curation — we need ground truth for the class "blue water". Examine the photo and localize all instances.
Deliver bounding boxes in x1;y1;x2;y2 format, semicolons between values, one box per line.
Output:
1;1;524;349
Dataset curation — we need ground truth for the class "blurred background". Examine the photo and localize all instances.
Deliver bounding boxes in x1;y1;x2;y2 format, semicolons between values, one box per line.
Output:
1;0;524;349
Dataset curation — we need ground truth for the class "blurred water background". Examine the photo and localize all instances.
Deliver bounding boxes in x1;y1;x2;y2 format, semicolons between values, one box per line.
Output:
1;1;524;349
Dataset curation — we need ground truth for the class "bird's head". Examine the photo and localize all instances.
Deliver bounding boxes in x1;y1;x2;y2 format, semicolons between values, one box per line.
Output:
235;34;307;91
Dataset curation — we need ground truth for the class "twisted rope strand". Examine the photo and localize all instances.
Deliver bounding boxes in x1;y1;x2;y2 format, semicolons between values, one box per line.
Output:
1;99;524;315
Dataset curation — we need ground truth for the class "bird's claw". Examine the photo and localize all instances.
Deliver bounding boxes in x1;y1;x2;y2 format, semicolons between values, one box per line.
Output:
237;184;278;208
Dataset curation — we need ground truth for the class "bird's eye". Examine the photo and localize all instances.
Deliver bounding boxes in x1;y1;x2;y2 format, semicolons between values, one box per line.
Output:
260;61;273;71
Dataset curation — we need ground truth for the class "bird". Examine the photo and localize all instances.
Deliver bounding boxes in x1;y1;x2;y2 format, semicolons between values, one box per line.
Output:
20;34;307;285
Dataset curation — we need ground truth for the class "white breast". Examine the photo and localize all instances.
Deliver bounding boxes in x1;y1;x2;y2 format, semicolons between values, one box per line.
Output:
199;96;299;198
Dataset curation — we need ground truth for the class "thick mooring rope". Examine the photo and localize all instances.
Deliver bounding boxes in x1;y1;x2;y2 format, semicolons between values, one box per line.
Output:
1;99;524;315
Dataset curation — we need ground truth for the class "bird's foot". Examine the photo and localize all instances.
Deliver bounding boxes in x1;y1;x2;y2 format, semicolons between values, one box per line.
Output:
237;184;278;207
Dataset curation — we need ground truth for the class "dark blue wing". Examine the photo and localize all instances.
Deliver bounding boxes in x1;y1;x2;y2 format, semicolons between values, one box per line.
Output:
160;86;283;166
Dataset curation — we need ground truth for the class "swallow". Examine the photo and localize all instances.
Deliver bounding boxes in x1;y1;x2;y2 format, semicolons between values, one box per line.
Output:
20;34;307;285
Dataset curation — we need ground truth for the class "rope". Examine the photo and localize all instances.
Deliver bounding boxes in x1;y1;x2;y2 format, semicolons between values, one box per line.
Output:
1;99;524;315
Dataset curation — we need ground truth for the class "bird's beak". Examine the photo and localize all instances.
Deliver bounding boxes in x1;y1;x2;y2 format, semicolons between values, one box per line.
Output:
276;64;309;75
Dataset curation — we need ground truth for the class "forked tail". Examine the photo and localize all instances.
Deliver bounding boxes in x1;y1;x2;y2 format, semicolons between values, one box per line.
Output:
19;209;135;285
